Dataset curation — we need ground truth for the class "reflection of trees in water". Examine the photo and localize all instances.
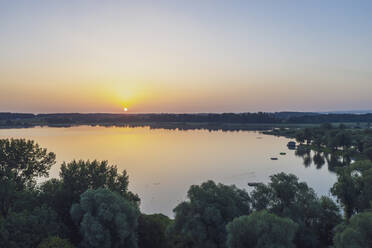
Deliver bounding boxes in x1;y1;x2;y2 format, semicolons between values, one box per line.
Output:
294;146;351;172
295;145;310;157
325;153;342;171
303;155;312;167
313;152;325;169
117;123;274;132
325;153;351;172
295;146;312;168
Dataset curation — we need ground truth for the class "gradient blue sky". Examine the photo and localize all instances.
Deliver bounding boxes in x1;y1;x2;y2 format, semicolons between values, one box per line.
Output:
1;0;371;113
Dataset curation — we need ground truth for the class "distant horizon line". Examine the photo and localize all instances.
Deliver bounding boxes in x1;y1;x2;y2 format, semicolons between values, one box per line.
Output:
2;109;372;115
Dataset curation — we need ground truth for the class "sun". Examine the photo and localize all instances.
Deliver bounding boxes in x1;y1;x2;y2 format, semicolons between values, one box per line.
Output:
123;107;128;112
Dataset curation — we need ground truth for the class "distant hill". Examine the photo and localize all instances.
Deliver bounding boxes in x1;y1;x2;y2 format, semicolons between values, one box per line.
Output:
273;112;321;119
0;112;35;120
322;110;372;114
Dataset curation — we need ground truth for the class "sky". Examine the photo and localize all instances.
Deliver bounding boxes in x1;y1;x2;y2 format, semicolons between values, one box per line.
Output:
0;0;372;113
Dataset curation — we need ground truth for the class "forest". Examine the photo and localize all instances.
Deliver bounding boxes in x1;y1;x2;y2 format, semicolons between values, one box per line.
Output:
1;124;372;248
1;112;372;130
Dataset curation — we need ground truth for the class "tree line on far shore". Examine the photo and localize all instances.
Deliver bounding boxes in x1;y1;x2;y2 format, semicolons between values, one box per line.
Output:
2;112;372;129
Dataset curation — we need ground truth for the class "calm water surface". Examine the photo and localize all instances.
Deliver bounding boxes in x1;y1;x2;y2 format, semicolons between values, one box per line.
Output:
0;126;337;216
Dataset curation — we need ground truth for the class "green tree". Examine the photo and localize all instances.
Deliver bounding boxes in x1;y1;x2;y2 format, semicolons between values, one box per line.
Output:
331;168;359;219
321;123;333;130
226;211;298;248
354;135;365;153
295;131;306;144
364;146;372;161
250;173;340;248
331;160;372;219
328;135;340;151
335;131;352;150
0;178;17;217
312;136;323;149
0;206;65;248
37;236;74;248
70;188;139;248
39;160;140;243
0;139;55;190
303;128;313;144
38;179;67;216
138;214;172;248
0;139;55;217
333;211;372;248
60;160;139;205
37;178;80;242
170;180;251;248
10;188;41;214
316;196;342;247
339;124;346;129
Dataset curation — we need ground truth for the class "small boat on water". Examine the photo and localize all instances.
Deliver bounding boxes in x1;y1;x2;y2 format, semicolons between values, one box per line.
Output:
287;141;296;148
248;182;262;187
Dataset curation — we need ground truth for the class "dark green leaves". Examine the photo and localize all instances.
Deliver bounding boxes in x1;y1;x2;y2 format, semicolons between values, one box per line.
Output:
226;211;298;248
71;188;139;248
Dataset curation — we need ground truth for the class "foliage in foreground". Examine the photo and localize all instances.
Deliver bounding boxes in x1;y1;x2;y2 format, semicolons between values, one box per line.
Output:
0;206;66;248
37;236;74;248
71;188;139;248
0;139;56;217
250;173;342;248
333;211;372;248
169;180;251;248
226;210;298;248
39;159;139;243
331;160;372;219
1;138;372;248
137;213;173;248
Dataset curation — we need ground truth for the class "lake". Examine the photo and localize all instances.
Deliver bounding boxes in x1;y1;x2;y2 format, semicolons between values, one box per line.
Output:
0;126;337;216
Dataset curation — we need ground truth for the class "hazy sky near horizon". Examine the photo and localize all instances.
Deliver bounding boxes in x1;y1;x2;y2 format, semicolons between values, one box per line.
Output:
1;0;372;113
